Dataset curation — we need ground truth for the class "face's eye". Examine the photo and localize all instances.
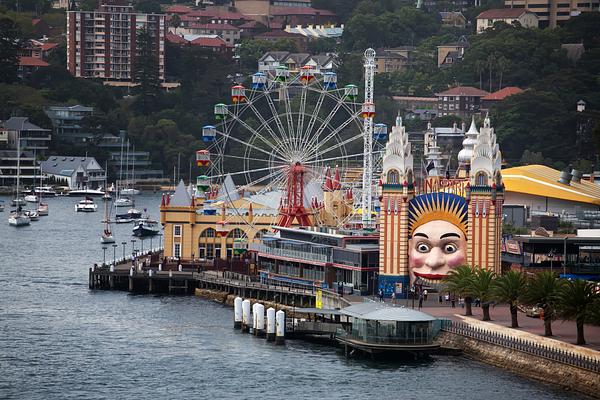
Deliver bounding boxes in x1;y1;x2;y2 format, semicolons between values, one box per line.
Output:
444;243;458;254
416;243;430;253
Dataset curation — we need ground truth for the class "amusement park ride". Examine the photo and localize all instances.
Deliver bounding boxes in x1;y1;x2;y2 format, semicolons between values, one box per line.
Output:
193;48;384;231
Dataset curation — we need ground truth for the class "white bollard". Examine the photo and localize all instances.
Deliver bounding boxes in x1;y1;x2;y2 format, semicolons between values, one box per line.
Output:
169;270;173;278
275;310;285;345
110;264;115;272
178;264;182;272
158;263;162;271
129;266;134;277
266;307;276;341
252;303;258;335
242;299;251;333
255;303;265;337
233;297;243;329
148;269;153;277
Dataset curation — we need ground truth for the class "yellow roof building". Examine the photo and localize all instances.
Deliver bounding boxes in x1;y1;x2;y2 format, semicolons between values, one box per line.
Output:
502;165;600;211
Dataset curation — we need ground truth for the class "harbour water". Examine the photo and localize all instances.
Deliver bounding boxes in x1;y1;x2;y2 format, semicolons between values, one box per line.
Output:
0;194;583;399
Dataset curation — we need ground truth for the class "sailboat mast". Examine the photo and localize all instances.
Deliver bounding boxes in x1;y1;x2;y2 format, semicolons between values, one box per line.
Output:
132;144;135;189
118;137;124;195
15;129;20;200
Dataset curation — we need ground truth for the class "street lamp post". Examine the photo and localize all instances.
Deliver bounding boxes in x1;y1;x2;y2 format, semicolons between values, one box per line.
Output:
122;241;127;259
159;233;163;249
549;249;555;273
112;244;118;265
131;239;137;257
102;246;107;266
141;238;145;253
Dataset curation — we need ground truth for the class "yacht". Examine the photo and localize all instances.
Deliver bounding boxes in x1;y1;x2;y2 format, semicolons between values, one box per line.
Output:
24;209;39;221
69;188;105;197
11;198;26;206
33;186;57;197
100;192;115;244
37;202;49;216
24;194;38;203
132;219;160;237
115;196;134;207
75;197;98;212
116;208;142;223
120;188;140;196
8;210;30;226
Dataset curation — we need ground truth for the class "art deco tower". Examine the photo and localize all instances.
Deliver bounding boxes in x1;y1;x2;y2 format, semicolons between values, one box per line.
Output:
378;115;413;296
465;116;504;273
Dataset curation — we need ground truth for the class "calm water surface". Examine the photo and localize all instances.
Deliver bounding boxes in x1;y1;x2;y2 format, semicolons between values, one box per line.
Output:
0;194;583;399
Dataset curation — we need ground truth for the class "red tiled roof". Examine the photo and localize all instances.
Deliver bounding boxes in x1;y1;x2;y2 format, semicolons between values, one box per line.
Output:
165;5;193;14
270;7;336;16
256;30;303;38
190;36;231;47
476;8;531;19
40;42;59;51
238;20;261;29
19;57;49;67
481;86;523;101
165;32;188;44
188;22;240;30
185;9;246;19
436;86;490;97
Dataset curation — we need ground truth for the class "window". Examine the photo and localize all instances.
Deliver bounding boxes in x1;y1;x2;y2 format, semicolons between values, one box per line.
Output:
174;225;182;237
476;172;488;186
387;169;399;184
174;243;181;258
200;228;215;237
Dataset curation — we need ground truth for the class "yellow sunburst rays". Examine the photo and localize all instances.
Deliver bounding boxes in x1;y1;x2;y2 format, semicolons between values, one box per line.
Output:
408;193;468;237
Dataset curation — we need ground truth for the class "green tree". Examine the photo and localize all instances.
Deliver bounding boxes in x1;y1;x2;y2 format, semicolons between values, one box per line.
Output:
556;279;600;345
471;268;497;321
170;13;181;35
307;37;337;54
443;265;475;316
0;17;25;83
521;271;563;336
492;270;527;328
133;27;160;115
134;0;161;13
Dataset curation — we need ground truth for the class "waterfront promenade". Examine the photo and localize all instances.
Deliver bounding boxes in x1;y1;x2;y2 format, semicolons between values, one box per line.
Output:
377;298;600;352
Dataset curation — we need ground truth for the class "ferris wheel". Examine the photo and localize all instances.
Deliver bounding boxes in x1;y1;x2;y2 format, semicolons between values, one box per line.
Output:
196;50;387;230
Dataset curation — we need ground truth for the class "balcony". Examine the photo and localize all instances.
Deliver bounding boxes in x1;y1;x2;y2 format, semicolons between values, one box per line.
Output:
250;243;331;263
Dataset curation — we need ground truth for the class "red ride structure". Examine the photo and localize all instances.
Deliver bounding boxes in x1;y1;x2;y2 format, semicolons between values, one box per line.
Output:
277;162;311;227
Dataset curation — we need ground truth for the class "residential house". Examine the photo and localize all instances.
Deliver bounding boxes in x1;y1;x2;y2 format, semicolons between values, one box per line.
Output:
179;9;249;26
239;20;266;38
18;57;49;80
255;29;308;51
108;150;163;181
45;105;94;144
394;96;439;120
269;7;338;27
285;24;343;39
41;156;106;189
19;39;59;60
257;51;336;73
505;0;598;28
476;8;539;33
437;38;469;67
0;150;39;186
174;22;240;45
166;32;233;54
303;53;337;73
0;117;51;154
439;11;467;28
436;86;490;118
374;47;415;74
481;86;523;112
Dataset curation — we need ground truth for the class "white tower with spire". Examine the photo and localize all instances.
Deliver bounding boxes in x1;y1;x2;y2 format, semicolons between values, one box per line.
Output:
458;117;479;166
382;114;413;184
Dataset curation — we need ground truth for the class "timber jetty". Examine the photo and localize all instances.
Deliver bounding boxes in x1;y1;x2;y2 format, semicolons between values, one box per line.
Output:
88;250;347;309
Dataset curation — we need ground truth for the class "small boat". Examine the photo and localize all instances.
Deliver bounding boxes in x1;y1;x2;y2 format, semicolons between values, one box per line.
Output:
116;208;142;220
37;202;49;216
24;209;39;221
75;197;98;212
120;188;140;196
132;219;160;237
68;188;105;197
33;186;57;197
11;198;26;206
8;210;30;227
115;197;134;207
0;200;4;212
101;229;115;243
24;194;38;203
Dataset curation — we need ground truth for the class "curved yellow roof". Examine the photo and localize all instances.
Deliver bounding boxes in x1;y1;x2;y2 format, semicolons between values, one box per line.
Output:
502;165;600;206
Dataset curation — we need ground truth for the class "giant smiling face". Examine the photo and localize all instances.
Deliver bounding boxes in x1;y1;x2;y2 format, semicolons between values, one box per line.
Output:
408;219;467;286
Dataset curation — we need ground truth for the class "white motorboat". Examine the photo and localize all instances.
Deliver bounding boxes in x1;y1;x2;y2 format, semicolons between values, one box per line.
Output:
11;198;26;206
24;209;39;221
75;198;98;212
37;202;49;216
120;188;140;196
8;211;30;226
33;186;57;197
132;219;160;237
115;197;134;207
24;194;38;203
68;188;105;197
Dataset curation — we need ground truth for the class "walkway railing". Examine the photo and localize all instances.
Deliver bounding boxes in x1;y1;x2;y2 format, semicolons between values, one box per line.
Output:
441;320;600;373
249;243;330;263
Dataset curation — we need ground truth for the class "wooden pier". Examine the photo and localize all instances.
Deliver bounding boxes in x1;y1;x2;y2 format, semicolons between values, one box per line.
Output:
89;264;348;309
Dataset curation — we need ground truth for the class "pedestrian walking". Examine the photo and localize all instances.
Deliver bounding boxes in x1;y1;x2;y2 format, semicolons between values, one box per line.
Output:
378;288;384;302
451;295;456;308
418;292;424;309
391;291;396;305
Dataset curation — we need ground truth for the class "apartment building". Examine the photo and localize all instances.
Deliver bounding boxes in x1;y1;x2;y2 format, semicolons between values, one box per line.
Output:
504;0;599;27
67;0;166;83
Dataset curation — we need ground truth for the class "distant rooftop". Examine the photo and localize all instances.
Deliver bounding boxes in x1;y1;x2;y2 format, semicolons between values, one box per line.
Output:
436;86;490;97
482;86;523;101
341;303;437;322
476;8;534;19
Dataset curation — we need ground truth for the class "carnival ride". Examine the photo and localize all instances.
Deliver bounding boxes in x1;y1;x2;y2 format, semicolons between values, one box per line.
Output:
195;49;385;231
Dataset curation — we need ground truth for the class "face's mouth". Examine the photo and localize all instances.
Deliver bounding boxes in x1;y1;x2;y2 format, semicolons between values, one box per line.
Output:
414;271;446;281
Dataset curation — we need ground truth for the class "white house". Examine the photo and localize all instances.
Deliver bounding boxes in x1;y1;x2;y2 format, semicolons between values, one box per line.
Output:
41;156;106;189
476;8;539;33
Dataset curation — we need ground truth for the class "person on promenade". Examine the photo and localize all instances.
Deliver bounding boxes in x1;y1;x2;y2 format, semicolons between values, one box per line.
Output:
378;288;384;302
459;297;464;308
451;295;456;308
439;294;443;304
423;289;428;301
418;292;424;309
391;291;396;305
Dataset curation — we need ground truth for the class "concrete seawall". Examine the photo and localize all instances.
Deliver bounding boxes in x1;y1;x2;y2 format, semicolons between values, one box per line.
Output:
436;331;600;399
195;288;297;312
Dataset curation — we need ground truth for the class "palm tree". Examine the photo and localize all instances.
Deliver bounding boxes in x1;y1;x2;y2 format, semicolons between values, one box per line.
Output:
496;56;509;90
492;270;526;328
443;265;475;316
471;268;496;321
521;271;562;337
556;279;600;345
